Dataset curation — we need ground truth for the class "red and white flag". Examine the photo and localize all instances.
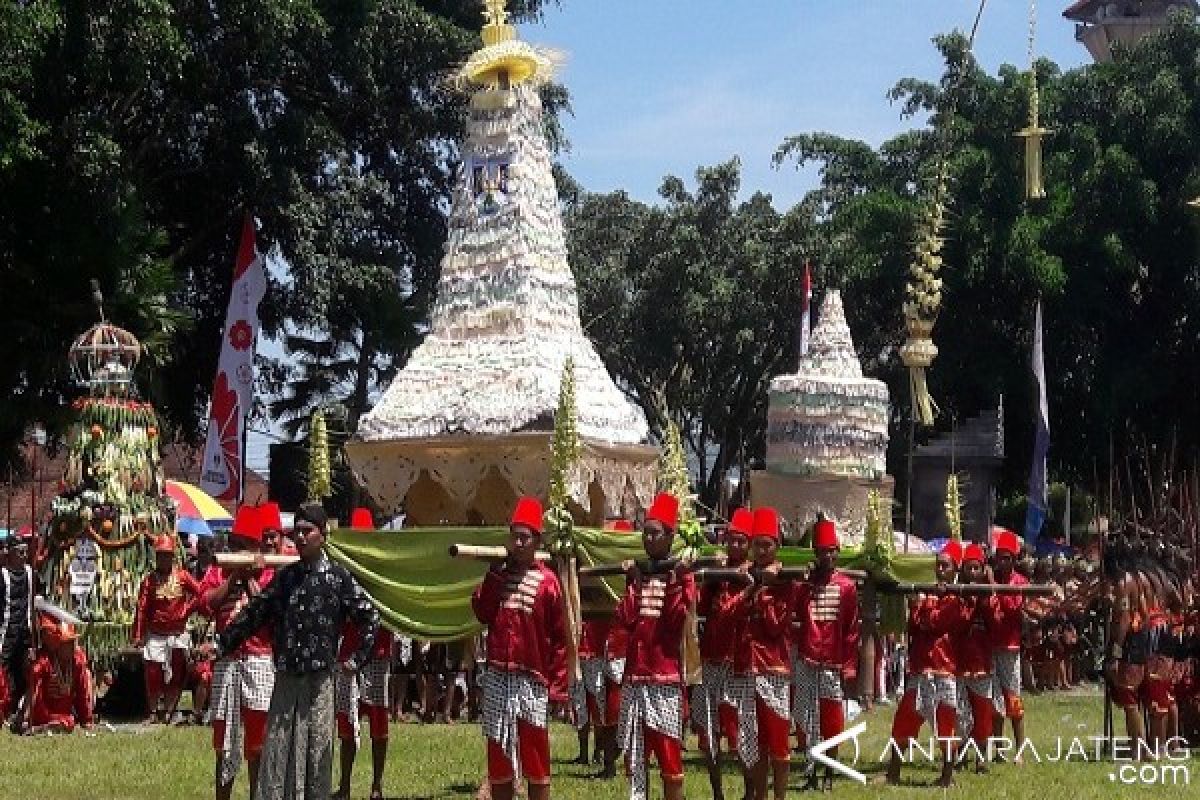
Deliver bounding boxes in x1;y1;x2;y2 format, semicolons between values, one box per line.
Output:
798;259;813;358
200;214;266;502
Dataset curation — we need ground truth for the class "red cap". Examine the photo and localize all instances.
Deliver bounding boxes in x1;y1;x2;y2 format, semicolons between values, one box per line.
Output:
38;612;79;647
728;508;754;537
232;506;263;543
751;507;780;541
153;534;177;554
605;519;635;533
258;501;283;532
962;543;986;564
510;496;544;534
350;508;373;531
941;540;964;567
994;530;1021;557
813;519;839;549
646;493;679;530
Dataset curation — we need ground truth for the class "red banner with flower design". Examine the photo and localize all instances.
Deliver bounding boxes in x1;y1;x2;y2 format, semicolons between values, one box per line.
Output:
201;214;266;502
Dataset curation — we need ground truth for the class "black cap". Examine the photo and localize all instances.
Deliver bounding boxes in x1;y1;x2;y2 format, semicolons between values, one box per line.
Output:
295;503;328;532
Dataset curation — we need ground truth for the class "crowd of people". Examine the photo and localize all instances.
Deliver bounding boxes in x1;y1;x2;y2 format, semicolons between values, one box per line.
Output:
0;495;1197;800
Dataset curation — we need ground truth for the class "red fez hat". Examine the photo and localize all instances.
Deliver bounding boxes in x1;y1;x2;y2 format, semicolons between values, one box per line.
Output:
258;501;283;532
350;508;373;531
646;493;679;530
941;540;964;567
153;534;177;554
510;496;544;534
994;530;1021;557
751;507;780;541
38;612;79;647
231;505;263;543
813;519;839;549
605;519;635;533
728;508;754;537
962;543;986;564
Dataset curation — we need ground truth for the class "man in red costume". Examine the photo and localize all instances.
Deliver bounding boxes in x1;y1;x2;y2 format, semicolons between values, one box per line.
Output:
615;493;697;800
596;519;635;779
573;520;630;769
692;508;752;800
884;541;968;787
989;530;1029;756
727;508;791;800
791;518;859;790
471;497;567;800
954;542;995;772
334;511;394;800
197;505;276;800
21;612;94;734
134;533;203;723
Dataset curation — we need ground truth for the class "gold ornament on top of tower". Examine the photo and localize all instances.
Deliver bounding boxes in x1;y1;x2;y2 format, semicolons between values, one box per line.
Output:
460;0;560;88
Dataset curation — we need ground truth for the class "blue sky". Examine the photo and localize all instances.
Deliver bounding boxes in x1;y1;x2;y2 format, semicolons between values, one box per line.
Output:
535;0;1088;208
247;1;1092;473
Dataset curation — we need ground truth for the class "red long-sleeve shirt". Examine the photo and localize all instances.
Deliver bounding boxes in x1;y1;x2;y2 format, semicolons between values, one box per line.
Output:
731;583;792;676
28;647;93;730
792;570;860;678
953;595;995;676
614;566;697;685
989;571;1029;652
133;567;202;640
338;621;394;663
698;580;745;664
907;594;971;676
472;563;568;702
606;623;630;665
196;565;274;658
579;620;611;660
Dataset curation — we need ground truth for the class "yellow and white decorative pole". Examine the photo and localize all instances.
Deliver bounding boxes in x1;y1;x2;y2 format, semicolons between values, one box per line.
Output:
1016;0;1050;201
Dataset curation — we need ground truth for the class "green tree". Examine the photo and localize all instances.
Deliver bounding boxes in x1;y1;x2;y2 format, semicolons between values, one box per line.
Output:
0;0;558;470
567;159;816;506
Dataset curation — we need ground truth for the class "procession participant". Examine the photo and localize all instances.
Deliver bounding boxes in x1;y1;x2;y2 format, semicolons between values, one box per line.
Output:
0;533;13;723
692;508;753;800
257;501;284;555
953;542;994;772
20;612;94;735
470;496;567;800
197;504;276;800
989;529;1030;757
596;518;635;779
884;541;967;787
726;508;791;800
571;612;608;765
1;529;36;718
219;502;380;800
334;506;395;800
134;533;203;724
791;518;860;791
614;493;696;800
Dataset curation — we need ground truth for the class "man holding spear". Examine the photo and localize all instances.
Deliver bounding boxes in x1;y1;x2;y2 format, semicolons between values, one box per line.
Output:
470;496;567;800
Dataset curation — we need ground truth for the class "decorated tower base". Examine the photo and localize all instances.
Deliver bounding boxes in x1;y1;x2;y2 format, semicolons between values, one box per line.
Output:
42;318;175;668
347;2;657;524
748;290;893;544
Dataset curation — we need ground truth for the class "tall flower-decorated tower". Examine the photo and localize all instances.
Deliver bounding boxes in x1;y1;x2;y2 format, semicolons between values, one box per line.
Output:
348;1;656;525
748;290;894;544
44;301;176;662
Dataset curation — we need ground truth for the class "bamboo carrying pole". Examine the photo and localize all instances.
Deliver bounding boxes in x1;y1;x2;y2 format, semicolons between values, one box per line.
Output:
876;581;1058;596
215;553;299;568
692;566;869;583
446;544;552;562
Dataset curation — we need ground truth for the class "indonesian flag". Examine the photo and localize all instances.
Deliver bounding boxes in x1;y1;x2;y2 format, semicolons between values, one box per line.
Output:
797;260;813;359
200;214;266;502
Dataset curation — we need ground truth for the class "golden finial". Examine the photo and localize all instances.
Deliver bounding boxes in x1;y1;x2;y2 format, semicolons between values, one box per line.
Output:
1016;0;1050;201
481;0;516;47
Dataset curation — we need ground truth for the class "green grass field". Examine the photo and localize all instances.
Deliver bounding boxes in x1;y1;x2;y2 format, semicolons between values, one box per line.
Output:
1;689;1194;799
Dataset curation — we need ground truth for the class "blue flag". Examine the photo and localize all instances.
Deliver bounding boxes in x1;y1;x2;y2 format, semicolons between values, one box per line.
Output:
1023;300;1050;543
